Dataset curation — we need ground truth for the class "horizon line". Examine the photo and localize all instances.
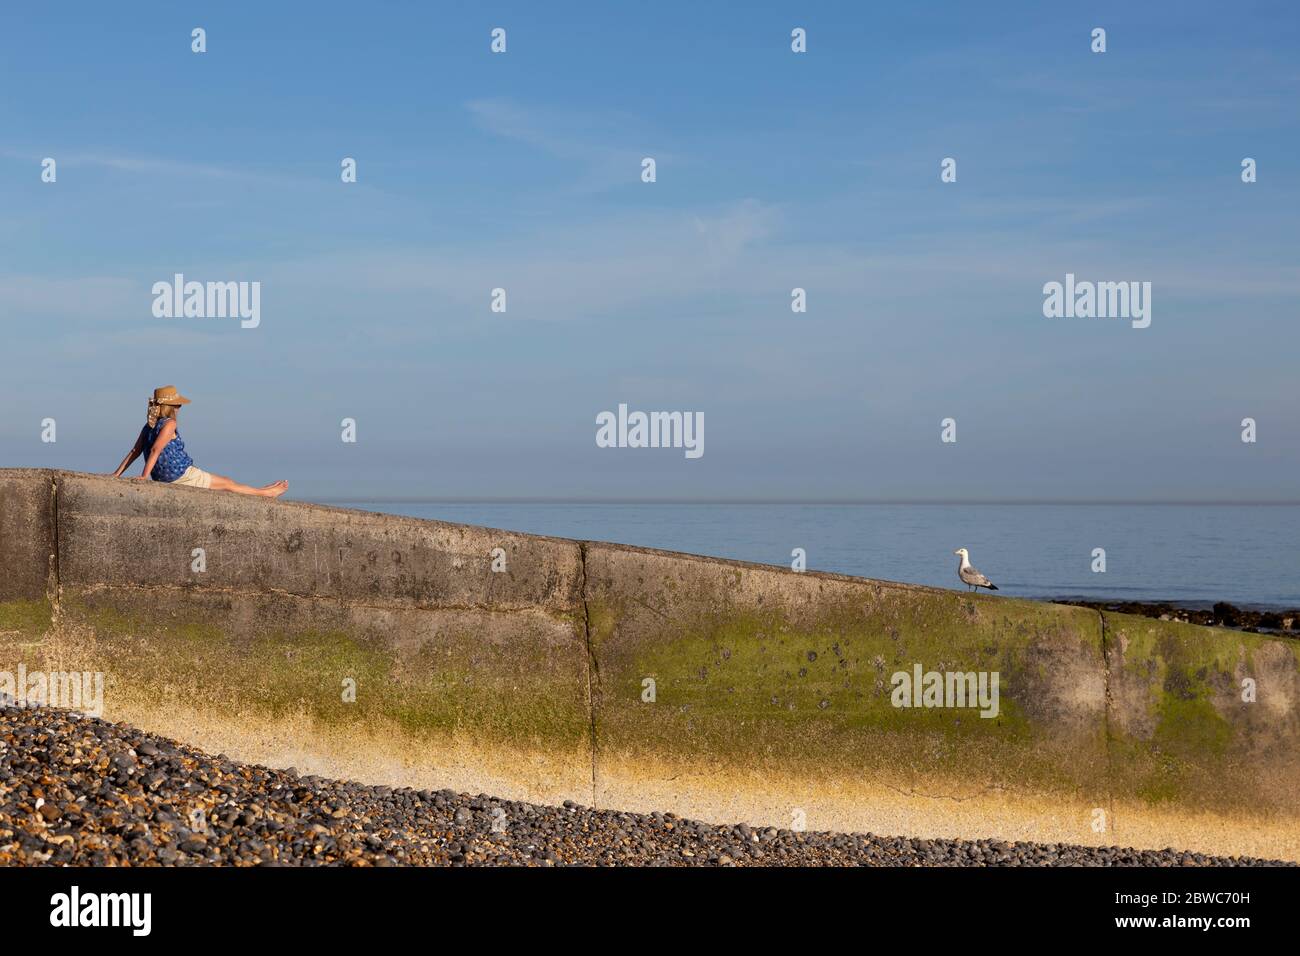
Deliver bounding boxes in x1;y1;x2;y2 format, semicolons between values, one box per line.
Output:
308;497;1300;506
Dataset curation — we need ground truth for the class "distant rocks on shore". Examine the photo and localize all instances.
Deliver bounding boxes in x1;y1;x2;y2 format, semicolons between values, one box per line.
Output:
1058;600;1300;636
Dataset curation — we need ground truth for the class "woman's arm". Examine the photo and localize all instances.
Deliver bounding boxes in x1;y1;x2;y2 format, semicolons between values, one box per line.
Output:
134;420;175;479
111;426;149;478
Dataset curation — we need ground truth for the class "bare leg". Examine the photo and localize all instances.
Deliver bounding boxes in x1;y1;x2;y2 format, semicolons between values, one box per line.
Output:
209;474;288;498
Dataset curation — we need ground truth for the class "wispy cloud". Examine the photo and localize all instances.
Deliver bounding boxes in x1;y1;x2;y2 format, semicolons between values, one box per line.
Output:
0;147;293;185
466;98;680;192
255;199;778;328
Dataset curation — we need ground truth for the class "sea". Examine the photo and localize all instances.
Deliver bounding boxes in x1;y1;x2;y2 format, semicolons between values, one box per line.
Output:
338;502;1300;610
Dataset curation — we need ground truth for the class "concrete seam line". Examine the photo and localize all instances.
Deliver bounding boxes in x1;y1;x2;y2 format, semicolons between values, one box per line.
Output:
48;471;62;623
1099;609;1117;841
57;580;572;621
579;540;598;810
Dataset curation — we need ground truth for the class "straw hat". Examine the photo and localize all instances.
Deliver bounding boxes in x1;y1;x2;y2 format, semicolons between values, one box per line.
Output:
151;385;191;407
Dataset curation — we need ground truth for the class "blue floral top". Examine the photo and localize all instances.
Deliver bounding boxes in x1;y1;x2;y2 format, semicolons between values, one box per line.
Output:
145;420;195;482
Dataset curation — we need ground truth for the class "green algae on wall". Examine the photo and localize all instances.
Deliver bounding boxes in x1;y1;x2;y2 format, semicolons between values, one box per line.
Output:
1103;611;1300;811
0;598;53;637
586;553;1112;800
16;598;592;752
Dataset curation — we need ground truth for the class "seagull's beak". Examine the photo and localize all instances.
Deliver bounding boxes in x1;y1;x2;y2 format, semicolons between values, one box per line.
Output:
953;549;960;555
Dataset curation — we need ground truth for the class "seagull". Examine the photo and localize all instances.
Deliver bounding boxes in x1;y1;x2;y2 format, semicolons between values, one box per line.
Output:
954;548;999;592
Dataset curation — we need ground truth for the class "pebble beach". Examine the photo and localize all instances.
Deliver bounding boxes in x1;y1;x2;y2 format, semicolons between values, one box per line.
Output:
0;701;1288;868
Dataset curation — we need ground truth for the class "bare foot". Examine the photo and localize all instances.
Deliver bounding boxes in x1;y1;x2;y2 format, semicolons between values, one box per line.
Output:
259;480;289;498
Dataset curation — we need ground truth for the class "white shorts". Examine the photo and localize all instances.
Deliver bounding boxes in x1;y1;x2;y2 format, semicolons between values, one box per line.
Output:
172;466;213;489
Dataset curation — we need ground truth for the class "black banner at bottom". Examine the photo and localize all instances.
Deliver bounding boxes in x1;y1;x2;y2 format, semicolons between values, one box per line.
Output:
0;863;1287;943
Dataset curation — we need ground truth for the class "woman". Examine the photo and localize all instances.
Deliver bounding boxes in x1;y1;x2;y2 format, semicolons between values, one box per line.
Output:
111;386;288;497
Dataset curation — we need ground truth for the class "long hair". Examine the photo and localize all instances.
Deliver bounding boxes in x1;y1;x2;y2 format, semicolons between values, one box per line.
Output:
146;400;179;428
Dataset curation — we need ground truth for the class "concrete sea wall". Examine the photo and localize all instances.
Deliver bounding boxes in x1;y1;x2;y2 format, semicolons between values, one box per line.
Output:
1;469;1297;860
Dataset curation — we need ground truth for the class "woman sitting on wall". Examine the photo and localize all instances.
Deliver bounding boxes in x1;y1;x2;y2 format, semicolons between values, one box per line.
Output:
111;386;288;498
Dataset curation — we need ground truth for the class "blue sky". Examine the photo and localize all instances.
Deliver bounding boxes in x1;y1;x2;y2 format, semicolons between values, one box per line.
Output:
2;1;1297;500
